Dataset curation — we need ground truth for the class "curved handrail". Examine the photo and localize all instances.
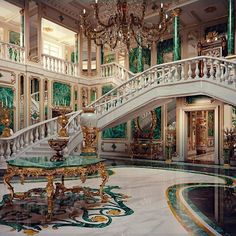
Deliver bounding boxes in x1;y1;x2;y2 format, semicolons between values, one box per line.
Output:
1;55;236;160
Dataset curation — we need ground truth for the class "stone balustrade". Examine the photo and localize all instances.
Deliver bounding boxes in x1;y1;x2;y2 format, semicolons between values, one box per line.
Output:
42;54;78;76
0;41;25;64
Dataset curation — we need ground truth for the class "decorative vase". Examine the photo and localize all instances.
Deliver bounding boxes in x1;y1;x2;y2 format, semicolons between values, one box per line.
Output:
80;107;99;156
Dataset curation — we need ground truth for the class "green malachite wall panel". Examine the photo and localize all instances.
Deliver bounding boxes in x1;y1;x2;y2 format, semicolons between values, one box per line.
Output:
102;84;114;95
102;123;127;139
53;82;71;106
129;47;151;73
90;90;96;102
157;38;173;64
0;86;14;135
102;84;127;139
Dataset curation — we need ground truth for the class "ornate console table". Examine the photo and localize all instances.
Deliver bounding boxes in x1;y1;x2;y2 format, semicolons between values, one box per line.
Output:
3;156;108;219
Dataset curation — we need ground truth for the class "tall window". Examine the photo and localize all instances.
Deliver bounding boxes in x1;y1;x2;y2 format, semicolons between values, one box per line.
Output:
43;41;60;58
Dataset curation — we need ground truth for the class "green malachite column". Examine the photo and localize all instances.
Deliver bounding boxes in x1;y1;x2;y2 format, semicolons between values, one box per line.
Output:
227;0;235;55
173;8;181;61
20;9;24;47
137;46;143;72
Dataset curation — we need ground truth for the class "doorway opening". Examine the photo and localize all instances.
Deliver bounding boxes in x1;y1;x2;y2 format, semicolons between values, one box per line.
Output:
186;110;215;164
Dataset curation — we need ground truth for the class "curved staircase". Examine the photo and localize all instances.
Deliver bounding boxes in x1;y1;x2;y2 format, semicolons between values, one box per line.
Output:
0;56;236;167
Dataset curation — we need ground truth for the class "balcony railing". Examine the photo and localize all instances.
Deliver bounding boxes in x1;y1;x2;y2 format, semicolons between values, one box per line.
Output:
42;54;78;76
100;62;134;82
0;41;25;64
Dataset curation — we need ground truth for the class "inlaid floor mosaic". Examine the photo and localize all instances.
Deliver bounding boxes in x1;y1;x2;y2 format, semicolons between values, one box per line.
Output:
0;166;235;236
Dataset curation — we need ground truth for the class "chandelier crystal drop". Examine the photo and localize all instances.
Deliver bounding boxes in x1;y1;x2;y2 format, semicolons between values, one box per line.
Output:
80;0;173;50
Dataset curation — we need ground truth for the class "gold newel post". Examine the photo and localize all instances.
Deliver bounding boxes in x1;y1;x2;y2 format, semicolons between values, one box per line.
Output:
48;106;69;162
0;102;12;138
80;107;99;157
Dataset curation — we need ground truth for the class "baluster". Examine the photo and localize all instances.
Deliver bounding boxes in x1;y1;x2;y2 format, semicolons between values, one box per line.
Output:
5;141;11;159
0;143;4;161
188;62;192;80
224;63;229;83
174;65;180;81
220;64;224;82
209;59;214;80
16;137;20;152
40;125;45;139
203;59;208;79
195;60;200;79
11;140;16;157
181;63;185;80
20;135;24;148
215;61;221;81
231;64;236;86
30;130;34;144
25;131;29;146
47;122;51;136
168;67;172;82
35;127;39;141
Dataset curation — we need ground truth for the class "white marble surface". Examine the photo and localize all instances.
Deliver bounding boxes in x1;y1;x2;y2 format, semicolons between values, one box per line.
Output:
0;167;225;236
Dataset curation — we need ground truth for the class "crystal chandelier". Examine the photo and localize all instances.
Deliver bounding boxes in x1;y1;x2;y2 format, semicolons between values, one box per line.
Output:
80;0;173;50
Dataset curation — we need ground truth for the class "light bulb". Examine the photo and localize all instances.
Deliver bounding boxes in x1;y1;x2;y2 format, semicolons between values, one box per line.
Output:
83;9;86;14
161;3;163;8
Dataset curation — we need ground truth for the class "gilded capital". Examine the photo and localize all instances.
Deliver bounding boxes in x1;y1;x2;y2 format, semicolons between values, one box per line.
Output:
172;8;182;17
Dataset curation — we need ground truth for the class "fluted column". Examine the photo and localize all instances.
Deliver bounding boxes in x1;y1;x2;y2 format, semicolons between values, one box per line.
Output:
227;0;235;55
173;8;181;61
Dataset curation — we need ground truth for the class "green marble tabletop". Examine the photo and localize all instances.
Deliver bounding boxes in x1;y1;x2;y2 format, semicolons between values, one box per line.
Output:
7;156;104;169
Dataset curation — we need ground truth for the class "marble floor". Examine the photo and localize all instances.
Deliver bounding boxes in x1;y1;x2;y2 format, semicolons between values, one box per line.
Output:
0;166;235;236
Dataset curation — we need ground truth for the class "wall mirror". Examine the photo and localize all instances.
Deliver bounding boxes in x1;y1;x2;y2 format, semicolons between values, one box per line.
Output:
135;110;157;139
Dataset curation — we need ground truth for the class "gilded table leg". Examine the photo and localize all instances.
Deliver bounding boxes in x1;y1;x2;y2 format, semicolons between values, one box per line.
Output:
98;163;109;203
3;168;15;201
46;175;54;219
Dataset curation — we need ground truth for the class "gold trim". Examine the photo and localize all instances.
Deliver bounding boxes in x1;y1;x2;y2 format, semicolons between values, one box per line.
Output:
166;185;217;236
3;162;109;219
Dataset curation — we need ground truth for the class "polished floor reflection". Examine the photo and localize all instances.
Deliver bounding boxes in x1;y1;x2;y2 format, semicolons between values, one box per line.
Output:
0;166;235;236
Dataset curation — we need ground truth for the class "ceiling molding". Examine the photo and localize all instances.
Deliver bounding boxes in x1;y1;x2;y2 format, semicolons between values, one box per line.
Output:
190;10;202;23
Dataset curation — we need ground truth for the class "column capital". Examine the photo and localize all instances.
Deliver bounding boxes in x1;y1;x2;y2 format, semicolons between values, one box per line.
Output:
172;8;182;17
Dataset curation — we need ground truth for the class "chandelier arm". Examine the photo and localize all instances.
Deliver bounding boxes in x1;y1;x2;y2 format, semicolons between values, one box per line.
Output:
93;3;117;28
140;0;147;22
